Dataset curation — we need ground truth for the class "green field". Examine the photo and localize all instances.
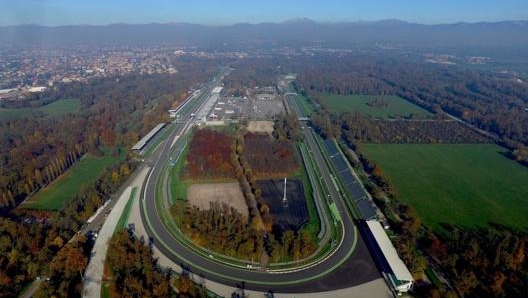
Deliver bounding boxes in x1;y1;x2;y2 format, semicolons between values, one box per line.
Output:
361;143;528;232
320;94;432;118
23;149;125;210
0;98;80;120
296;94;315;117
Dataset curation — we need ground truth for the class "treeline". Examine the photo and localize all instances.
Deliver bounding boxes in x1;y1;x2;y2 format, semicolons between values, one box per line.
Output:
105;229;209;297
338;112;491;144
1;61;214;213
293;53;528;151
242;132;299;178
0;61;212;295
33;236;90;297
421;226;528;297
223;58;282;95
0;157;138;296
181;129;234;181
348;138;528;297
0;116;90;210
172;201;315;263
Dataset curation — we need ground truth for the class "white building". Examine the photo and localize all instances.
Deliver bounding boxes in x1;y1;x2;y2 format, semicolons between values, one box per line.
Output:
366;220;414;294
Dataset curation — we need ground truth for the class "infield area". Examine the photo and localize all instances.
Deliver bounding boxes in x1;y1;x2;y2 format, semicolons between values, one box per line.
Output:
257;179;309;233
187;182;249;219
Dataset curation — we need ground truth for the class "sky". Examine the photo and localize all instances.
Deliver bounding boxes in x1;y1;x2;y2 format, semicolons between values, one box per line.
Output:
1;0;527;26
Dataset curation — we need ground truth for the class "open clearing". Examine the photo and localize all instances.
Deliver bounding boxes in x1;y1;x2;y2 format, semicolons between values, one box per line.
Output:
187;183;248;218
0;98;80;120
320;94;432;118
22;149;125;210
362;143;528;232
246;120;274;134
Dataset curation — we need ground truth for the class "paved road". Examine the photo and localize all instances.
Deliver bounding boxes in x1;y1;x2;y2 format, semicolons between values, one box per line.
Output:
83;167;151;298
138;84;383;293
18;279;42;298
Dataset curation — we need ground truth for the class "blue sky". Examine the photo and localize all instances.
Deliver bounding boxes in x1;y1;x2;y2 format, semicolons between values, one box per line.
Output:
1;0;527;26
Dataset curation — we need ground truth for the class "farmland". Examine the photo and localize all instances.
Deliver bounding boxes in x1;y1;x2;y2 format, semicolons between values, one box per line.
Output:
320;94;432;118
22;149;125;210
361;143;528;232
0;98;80;120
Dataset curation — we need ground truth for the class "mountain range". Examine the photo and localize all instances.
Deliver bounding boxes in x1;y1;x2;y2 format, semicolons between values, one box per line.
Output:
1;19;527;52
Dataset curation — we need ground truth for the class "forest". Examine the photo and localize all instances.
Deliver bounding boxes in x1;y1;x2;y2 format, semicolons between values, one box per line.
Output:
292;53;528;162
181;129;234;181
172;201;315;263
0;59;215;296
242;132;299;178
285;53;528;297
104;229;210;298
311;110;492;145
174;116;314;264
0;158;136;297
1;60;215;212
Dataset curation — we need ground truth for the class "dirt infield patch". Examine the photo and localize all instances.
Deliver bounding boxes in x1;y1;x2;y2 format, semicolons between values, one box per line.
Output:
247;120;274;134
187;183;248;218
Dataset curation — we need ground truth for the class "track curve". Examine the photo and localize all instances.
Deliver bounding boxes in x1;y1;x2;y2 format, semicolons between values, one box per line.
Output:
139;87;379;292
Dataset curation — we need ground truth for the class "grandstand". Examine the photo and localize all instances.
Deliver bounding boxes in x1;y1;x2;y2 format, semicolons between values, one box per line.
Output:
323;139;376;220
363;220;414;294
132;123;166;153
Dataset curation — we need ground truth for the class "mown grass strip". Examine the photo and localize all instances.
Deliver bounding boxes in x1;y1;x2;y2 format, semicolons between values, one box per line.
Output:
115;187;137;232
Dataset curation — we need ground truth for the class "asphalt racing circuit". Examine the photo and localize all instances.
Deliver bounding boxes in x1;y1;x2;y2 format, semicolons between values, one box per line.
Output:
139;72;381;293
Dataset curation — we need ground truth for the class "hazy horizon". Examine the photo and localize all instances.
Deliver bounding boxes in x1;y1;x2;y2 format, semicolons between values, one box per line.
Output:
3;17;528;28
2;0;527;27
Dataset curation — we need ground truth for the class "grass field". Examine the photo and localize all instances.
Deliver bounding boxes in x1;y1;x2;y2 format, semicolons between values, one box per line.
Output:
23;148;125;210
169;140;192;202
361;143;528;232
320;94;432;118
0;98;80;120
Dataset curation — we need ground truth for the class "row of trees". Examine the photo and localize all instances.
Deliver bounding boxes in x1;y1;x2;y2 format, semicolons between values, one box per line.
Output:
0;156;138;296
287;52;528;296
339;111;491;144
293;52;528;157
0;61;214;295
1;60;215;213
